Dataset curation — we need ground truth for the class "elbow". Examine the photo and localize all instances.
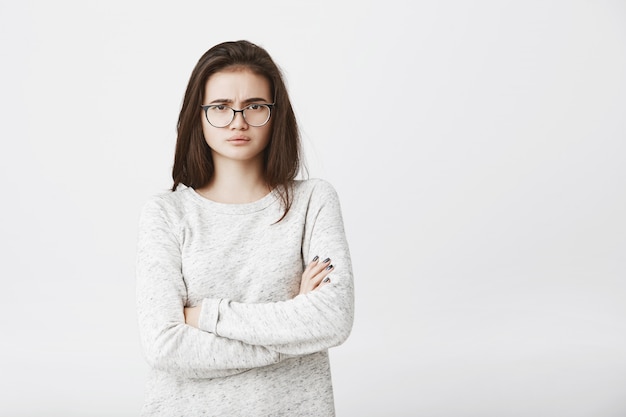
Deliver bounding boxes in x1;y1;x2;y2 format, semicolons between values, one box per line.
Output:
317;290;354;348
335;312;354;346
140;325;184;372
142;339;171;372
326;282;354;347
323;306;354;348
143;343;170;371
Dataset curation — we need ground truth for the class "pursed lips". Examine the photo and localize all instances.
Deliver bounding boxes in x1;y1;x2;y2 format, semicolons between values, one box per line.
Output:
227;135;250;142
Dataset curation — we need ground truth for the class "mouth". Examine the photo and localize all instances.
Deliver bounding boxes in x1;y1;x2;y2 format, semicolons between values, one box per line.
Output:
227;136;250;143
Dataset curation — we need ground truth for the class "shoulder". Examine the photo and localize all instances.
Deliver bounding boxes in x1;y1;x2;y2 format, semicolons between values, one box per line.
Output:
291;178;344;218
140;186;193;224
293;178;340;200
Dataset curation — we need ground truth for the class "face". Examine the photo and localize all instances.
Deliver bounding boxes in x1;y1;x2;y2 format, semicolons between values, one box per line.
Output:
201;69;273;166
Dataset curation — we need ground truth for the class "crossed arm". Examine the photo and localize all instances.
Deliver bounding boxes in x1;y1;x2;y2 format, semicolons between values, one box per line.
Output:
184;255;333;326
136;183;354;379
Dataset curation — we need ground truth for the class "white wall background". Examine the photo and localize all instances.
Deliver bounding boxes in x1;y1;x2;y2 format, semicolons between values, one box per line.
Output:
1;1;625;416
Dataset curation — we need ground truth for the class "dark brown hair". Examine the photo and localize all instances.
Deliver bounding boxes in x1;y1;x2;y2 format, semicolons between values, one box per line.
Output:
172;40;303;220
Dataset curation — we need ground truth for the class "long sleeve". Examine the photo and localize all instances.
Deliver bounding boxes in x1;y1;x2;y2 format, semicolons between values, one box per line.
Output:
136;198;282;379
197;181;354;356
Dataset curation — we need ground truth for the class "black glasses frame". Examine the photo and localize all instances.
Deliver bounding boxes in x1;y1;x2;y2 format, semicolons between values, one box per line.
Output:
200;103;275;128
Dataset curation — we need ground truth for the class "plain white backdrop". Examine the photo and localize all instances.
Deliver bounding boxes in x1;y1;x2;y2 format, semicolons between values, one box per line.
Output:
1;1;625;416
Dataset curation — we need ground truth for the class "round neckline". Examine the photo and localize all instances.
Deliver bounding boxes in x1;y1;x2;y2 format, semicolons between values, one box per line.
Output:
186;186;279;215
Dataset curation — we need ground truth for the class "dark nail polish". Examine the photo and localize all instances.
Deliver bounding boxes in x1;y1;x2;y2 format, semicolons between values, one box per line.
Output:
323;277;331;283
325;264;333;271
323;258;330;263
312;255;319;262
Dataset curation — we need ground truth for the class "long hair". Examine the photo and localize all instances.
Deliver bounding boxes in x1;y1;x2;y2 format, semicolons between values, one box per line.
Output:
172;40;303;220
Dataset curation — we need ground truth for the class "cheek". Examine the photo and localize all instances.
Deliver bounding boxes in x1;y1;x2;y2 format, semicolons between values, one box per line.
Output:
261;123;273;144
201;123;217;146
260;129;272;149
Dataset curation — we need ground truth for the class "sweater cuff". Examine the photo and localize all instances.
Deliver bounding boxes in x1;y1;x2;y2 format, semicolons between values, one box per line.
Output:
198;298;221;334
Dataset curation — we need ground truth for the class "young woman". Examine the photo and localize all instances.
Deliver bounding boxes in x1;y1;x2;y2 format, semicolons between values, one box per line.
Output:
136;40;354;416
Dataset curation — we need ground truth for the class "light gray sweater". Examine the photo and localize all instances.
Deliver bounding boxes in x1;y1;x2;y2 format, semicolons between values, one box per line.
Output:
136;178;354;416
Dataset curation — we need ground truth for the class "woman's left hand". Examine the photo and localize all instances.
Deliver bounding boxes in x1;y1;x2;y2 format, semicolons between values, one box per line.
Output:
298;255;333;295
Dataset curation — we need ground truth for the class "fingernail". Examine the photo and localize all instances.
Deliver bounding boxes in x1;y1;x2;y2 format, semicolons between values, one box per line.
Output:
312;255;319;262
323;258;330;263
325;264;334;271
323;277;331;283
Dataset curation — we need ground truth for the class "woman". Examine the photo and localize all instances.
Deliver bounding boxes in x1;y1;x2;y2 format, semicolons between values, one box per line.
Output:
136;40;354;416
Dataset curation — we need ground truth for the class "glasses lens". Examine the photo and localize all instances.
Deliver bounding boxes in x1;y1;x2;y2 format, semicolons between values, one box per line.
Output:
243;104;271;126
206;106;233;127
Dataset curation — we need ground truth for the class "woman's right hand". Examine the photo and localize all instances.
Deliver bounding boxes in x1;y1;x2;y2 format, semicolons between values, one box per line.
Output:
298;256;333;295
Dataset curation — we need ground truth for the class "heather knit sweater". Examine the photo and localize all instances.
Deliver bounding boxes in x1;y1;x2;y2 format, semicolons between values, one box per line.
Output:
136;178;354;416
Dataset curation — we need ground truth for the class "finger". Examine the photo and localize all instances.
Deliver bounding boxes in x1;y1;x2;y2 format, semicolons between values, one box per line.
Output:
317;275;332;290
310;264;333;288
305;255;324;272
301;256;319;279
304;257;331;280
311;257;331;275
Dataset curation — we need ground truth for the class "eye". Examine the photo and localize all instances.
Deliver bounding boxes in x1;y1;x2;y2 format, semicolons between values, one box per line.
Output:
212;105;228;111
247;104;263;111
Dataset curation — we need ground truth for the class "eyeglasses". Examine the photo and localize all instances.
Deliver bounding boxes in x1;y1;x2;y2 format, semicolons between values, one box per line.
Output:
200;103;275;128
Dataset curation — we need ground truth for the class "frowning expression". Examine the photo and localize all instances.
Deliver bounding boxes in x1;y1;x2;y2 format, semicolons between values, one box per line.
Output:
201;68;273;165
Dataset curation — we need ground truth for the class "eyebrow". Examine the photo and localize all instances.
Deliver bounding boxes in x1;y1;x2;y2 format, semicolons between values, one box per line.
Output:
207;97;271;105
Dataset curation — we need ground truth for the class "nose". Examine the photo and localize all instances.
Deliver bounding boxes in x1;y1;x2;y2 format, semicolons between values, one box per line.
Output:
230;109;248;129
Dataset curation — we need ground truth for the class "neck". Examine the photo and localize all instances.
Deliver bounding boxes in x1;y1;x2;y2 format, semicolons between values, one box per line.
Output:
197;157;270;204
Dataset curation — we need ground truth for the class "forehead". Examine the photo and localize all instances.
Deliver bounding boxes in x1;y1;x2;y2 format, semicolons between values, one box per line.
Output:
204;69;271;100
